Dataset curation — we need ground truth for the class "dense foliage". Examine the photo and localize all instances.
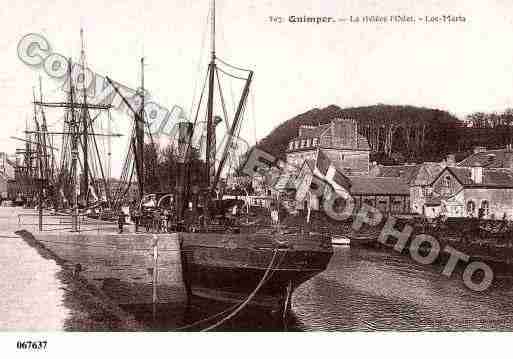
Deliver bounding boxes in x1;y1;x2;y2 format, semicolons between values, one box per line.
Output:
255;104;513;165
143;144;207;193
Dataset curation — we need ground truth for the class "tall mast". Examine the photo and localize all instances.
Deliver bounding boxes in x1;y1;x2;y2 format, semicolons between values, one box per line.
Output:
23;117;29;199
33;86;45;229
211;0;215;61
32;88;39;206
80;28;89;207
36;56;111;230
69;57;79;231
136;57;145;199
205;0;216;189
39;76;54;193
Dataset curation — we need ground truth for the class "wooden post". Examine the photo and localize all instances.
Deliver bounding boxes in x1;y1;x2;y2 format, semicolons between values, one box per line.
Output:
38;178;43;232
306;191;311;224
152;235;158;321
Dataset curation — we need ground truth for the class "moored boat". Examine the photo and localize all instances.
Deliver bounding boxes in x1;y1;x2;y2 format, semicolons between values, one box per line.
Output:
180;229;332;311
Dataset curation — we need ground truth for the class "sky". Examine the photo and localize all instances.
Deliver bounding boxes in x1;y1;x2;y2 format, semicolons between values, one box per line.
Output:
1;0;513;177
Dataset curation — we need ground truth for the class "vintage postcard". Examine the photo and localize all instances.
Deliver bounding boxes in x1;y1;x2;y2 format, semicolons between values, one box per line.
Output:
0;0;512;357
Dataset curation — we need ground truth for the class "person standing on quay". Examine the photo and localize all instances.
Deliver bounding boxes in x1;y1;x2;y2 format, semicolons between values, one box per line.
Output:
117;210;126;234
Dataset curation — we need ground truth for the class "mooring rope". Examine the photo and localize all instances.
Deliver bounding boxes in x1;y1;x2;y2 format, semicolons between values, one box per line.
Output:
200;248;279;331
174;248;280;331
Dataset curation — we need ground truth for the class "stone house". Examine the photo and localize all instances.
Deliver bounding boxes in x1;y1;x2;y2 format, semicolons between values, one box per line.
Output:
409;162;446;215
429;166;513;219
290;149;411;215
286;118;371;175
0;153;16;200
348;176;411;215
370;162;446;215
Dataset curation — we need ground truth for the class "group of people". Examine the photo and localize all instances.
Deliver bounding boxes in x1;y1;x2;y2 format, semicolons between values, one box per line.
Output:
130;208;174;233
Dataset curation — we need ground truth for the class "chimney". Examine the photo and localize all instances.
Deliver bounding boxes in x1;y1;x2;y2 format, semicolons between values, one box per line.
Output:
471;165;483;184
473;146;487;154
446;154;455;166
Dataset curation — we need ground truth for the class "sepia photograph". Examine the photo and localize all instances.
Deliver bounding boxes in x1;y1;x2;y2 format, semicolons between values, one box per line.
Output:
1;0;513;357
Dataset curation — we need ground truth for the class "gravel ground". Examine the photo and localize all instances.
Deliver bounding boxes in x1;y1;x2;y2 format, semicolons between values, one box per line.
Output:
1;206;145;331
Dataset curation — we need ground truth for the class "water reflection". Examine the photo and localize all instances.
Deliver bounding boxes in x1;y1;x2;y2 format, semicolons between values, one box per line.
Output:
293;247;513;331
125;246;513;331
4;201;513;332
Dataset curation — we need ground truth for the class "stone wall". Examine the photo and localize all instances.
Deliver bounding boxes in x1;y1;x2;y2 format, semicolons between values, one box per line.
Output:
31;232;186;305
321;149;369;175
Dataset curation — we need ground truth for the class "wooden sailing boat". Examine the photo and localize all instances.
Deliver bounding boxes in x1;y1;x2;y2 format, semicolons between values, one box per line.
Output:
175;0;334;316
19;4;333;322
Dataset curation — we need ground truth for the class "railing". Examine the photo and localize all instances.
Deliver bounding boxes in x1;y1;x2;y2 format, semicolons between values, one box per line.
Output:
16;210;123;233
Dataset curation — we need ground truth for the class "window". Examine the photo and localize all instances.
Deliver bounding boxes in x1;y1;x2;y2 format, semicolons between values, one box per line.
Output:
466;200;476;216
443;175;451;187
289;142;294;150
306;138;311;147
312;138;318;147
364;199;374;206
302;139;307;148
481;200;489;217
295;140;300;149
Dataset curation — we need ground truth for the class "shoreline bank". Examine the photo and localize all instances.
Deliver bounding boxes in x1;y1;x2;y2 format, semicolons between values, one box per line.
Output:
15;229;146;331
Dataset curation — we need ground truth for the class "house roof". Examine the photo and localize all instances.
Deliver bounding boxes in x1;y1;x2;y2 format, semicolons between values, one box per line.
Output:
372;164;420;184
347;176;410;195
410;162;445;186
316;149;331;176
290;121;371;151
314;150;351;190
297;124;331;138
293;149;352;192
457;148;513;168
435;166;513;188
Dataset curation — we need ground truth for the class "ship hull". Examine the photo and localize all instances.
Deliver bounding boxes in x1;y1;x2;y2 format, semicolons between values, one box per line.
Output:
18;228;333;314
180;231;333;311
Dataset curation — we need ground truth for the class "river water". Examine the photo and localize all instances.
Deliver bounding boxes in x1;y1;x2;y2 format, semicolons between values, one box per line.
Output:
292;246;513;331
3;207;513;331
118;245;513;331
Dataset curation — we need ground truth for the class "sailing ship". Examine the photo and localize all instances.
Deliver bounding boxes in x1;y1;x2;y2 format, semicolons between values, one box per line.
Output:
162;0;333;316
18;1;333;321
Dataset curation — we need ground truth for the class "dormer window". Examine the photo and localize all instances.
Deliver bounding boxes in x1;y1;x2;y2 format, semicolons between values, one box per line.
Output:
443;175;451;187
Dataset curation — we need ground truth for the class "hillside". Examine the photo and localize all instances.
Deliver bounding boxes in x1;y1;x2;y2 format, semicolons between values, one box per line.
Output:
256;104;464;164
